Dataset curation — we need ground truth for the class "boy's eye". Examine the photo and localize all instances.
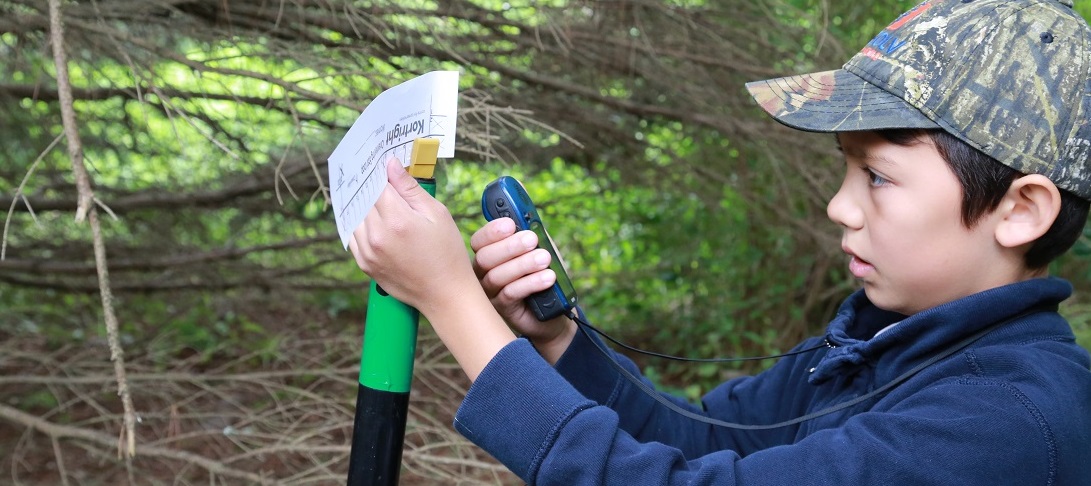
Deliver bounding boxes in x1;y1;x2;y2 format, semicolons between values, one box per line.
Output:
864;167;888;187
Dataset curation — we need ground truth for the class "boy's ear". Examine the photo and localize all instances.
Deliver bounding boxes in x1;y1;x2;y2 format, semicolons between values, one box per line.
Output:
994;174;1061;249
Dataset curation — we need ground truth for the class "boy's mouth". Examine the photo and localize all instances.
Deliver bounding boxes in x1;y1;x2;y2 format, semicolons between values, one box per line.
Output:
842;244;874;278
847;254;874;278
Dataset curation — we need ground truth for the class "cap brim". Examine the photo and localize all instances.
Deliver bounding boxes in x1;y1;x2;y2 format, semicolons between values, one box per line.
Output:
746;69;939;132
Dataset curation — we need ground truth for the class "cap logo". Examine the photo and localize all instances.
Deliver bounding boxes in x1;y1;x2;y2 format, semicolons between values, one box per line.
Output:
861;1;935;60
863;32;910;59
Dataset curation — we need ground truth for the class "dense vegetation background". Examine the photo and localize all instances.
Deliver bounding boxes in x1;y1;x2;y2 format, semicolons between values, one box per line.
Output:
2;0;1089;483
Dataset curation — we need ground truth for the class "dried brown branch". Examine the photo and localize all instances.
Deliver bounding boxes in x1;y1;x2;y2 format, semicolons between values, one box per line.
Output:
0;83;334;125
47;0;136;458
1;133;62;260
0;235;335;275
0;404;277;484
0;327;516;484
0;157;320;214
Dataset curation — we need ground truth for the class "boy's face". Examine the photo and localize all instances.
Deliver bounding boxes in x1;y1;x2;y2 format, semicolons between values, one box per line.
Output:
827;131;1015;315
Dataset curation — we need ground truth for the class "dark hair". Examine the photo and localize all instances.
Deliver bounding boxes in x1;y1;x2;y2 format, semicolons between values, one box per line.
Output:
876;129;1089;269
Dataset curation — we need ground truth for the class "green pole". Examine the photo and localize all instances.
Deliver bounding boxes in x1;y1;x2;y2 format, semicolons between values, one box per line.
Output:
346;164;437;485
357;274;423;394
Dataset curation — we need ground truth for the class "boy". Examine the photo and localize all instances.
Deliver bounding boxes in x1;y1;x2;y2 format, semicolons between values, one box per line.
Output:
349;0;1091;483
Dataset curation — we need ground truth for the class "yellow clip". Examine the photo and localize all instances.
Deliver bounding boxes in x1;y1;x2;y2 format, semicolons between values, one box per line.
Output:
407;138;440;179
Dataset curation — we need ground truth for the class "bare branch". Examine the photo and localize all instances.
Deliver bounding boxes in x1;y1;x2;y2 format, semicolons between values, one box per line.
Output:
0;157;320;214
47;0;136;458
2;133;62;260
0;404;277;484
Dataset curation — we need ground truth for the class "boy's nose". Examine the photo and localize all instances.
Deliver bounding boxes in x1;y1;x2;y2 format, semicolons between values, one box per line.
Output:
826;182;863;230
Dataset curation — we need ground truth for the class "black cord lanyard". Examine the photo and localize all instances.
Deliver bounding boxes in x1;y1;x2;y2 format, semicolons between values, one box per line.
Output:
568;306;1044;430
576;318;828;363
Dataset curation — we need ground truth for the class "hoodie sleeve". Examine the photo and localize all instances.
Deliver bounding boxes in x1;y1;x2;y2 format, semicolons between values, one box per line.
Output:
453;338;748;484
453;338;1054;486
452;335;807;484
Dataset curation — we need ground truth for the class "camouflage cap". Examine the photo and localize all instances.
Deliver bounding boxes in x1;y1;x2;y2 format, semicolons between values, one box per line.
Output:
746;0;1091;199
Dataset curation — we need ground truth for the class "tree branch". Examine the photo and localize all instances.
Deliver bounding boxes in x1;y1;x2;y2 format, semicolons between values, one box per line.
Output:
48;0;136;458
0;403;276;484
0;157;321;214
0;235;337;275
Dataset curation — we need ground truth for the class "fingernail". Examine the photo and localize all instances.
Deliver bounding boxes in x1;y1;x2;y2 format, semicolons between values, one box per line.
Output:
534;250;551;266
521;232;537;250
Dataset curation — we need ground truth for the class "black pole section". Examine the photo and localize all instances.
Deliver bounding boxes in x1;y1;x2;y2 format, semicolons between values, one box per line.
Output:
347;139;439;486
346;386;411;484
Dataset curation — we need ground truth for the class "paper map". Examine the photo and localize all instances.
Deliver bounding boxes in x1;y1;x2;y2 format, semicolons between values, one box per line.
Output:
328;71;460;248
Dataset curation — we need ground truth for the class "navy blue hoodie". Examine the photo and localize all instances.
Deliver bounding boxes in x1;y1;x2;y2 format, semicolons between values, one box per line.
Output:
454;277;1091;485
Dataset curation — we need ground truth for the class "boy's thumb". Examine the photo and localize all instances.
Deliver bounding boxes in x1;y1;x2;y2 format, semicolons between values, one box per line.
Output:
385;157;430;208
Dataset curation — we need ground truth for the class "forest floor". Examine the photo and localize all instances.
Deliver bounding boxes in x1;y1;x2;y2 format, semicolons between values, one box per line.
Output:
0;297;519;485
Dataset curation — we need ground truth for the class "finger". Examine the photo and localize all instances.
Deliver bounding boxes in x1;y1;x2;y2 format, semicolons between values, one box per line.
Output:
479;247;552;297
352;198;401;267
492;268;556;306
385;157;430;211
470;220;521;278
370;174;414;233
470;217;517;252
473;229;539;282
350;220;377;273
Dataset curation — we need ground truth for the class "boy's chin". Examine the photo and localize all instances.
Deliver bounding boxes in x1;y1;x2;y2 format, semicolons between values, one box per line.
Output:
862;287;917;316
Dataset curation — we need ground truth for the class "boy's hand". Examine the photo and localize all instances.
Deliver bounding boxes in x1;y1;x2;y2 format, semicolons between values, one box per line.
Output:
470;219;576;364
348;159;479;317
